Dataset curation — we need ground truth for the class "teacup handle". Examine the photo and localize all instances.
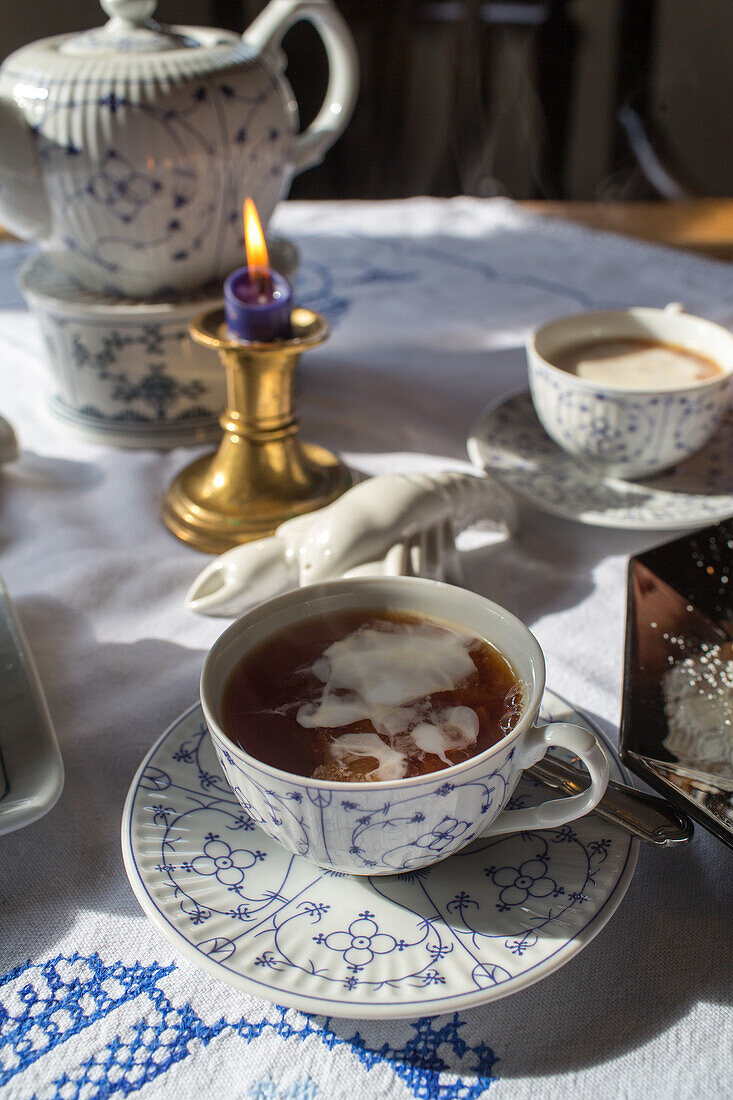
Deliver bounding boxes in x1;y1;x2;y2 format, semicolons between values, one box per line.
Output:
244;0;359;173
479;722;611;836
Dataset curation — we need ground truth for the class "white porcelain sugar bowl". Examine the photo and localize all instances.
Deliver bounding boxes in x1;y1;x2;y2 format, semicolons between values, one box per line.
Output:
0;0;357;297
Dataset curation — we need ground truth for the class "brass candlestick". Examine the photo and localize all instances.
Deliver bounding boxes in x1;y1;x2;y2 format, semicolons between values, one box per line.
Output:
162;307;352;554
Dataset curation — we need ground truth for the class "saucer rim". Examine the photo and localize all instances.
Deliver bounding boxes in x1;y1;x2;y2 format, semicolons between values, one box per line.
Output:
45;398;222;451
18;237;299;314
122;697;638;1020
467;387;733;532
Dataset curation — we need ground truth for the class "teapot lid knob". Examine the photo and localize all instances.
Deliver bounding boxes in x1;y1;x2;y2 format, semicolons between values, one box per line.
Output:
100;0;158;24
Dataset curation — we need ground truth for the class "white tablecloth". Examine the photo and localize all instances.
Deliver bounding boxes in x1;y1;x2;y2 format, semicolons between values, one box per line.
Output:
1;199;731;1100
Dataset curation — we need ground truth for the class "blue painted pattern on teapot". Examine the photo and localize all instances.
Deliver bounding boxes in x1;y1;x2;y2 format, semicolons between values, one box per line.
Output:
0;0;358;297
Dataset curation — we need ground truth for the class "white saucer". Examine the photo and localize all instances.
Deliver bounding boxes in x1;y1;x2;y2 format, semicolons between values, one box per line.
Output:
468;389;733;530
122;692;637;1019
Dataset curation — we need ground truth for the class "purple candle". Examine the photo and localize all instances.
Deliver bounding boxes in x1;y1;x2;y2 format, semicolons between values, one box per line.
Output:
224;198;293;342
224;267;292;342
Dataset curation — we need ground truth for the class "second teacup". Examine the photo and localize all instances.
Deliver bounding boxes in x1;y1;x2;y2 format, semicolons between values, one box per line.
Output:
527;305;733;480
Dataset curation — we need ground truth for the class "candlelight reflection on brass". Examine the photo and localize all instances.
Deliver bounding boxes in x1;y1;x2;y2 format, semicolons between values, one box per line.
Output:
162;307;352;554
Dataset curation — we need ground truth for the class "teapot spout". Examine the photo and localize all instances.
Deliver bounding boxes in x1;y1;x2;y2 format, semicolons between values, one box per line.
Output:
0;96;51;241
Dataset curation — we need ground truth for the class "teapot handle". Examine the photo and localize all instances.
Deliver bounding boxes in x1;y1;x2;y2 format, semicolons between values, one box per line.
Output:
243;0;359;173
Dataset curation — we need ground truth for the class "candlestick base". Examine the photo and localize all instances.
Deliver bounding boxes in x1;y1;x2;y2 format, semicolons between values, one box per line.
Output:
162;440;350;555
162;308;352;554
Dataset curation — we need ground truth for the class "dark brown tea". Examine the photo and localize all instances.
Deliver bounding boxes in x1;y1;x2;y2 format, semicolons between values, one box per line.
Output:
220;608;524;781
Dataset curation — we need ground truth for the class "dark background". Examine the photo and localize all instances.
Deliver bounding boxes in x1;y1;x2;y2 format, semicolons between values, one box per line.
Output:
3;1;731;201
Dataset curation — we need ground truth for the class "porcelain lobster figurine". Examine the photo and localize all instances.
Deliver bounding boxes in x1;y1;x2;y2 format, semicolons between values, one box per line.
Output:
186;469;518;617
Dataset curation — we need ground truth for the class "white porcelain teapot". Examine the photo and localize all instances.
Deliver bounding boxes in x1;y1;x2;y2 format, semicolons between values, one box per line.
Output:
0;0;358;298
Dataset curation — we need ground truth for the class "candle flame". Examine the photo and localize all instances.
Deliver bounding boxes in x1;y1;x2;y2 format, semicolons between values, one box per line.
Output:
244;198;270;283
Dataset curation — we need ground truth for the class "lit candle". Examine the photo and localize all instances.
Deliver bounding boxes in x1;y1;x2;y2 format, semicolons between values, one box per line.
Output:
224;198;293;342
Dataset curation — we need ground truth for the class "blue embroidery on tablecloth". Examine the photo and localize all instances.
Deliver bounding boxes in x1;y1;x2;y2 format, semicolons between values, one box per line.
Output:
295;258;419;327
294;232;632;322
0;954;498;1099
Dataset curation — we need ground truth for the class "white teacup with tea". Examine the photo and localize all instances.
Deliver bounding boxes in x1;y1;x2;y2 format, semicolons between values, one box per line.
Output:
201;576;611;876
527;304;733;480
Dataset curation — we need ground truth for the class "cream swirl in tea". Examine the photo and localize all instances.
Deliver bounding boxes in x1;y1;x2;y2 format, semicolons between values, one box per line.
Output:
297;618;486;779
551;338;723;389
221;609;523;781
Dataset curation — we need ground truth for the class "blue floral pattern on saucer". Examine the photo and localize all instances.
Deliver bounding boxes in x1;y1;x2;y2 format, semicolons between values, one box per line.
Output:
468;390;733;530
122;692;637;1019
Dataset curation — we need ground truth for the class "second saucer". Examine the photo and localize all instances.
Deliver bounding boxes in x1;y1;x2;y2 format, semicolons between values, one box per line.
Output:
468;389;733;531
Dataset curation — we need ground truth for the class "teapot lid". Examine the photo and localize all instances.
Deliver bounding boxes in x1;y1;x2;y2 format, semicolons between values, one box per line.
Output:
59;0;221;55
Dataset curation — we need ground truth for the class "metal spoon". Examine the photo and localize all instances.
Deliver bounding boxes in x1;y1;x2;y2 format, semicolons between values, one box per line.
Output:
529;755;693;846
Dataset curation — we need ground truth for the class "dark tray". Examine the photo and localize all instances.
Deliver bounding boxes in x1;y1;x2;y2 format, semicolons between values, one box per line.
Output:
620;518;733;850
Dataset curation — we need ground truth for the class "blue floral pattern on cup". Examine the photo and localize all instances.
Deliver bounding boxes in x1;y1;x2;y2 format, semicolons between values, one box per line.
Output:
210;723;517;875
529;359;728;479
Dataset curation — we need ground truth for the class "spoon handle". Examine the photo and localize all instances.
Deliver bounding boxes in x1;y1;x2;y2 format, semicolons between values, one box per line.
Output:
529;756;693;846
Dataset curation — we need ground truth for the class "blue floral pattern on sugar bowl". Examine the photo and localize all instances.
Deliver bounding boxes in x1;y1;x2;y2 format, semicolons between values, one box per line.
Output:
18;251;226;447
0;0;358;298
